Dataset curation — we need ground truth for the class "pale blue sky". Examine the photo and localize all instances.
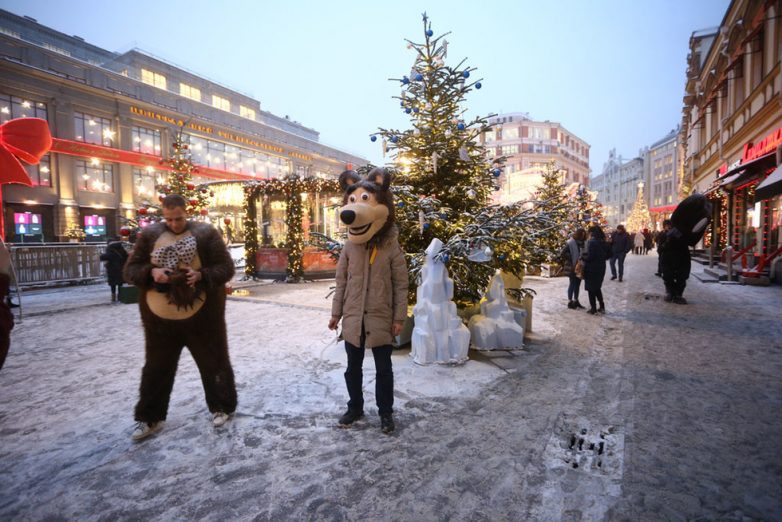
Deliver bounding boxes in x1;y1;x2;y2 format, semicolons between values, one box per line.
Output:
2;0;728;175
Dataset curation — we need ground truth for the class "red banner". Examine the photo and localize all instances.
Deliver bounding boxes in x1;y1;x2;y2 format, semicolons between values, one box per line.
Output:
50;138;260;181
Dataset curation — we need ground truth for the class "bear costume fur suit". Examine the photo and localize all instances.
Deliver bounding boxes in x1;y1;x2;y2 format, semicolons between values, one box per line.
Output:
124;220;237;423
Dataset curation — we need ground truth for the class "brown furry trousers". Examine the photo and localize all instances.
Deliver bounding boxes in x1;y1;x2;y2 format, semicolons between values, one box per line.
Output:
134;291;237;422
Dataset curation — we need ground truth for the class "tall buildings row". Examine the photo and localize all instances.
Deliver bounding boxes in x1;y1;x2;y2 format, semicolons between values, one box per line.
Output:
0;9;364;243
680;0;781;260
590;126;683;230
484;112;591;204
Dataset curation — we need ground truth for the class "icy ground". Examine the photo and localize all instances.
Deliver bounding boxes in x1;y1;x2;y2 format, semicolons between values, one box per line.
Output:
1;254;781;521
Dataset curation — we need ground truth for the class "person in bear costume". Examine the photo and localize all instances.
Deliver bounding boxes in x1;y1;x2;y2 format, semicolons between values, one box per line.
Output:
124;194;237;441
328;168;408;434
659;194;712;304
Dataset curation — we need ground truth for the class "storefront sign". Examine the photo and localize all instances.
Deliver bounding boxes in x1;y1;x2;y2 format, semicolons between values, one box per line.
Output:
742;125;782;163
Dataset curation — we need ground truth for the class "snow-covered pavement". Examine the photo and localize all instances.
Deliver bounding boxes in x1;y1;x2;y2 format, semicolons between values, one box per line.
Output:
1;255;781;520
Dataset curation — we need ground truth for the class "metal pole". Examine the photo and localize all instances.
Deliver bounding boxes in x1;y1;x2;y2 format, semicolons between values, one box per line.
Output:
725;245;733;282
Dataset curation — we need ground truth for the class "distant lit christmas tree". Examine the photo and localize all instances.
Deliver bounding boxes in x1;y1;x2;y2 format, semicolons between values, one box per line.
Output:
626;181;652;232
126;128;211;234
532;162;573;263
372;13;560;303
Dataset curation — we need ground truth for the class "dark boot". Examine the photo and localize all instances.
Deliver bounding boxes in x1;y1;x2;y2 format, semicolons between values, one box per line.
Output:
338;409;364;427
574;300;585;309
567;300;575;309
587;308;598;315
380;414;395;434
598;301;605;313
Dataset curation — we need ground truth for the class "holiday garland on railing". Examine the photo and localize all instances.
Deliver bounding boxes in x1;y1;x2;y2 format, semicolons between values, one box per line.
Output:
242;176;340;280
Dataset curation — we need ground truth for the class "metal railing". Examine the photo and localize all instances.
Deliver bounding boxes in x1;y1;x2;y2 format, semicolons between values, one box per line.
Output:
9;243;107;286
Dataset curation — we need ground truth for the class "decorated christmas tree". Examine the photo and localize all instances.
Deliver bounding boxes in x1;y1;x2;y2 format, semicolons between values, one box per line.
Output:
532;161;573;263
372;14;561;303
572;184;608;230
125;128;212;235
626;181;652;233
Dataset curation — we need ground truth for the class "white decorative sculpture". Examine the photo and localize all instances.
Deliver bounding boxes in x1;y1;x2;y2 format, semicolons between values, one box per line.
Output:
411;238;471;365
468;270;525;350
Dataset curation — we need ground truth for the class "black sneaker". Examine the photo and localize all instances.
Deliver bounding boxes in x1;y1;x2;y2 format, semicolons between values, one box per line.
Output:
672;296;688;305
574;301;586;309
597;305;606;314
610;275;617;280
586;308;598;315
567;301;576;309
338;409;364;427
380;414;395;434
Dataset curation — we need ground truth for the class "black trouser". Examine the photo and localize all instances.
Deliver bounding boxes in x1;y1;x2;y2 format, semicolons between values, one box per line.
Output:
135;307;237;422
110;282;123;297
609;252;626;278
663;269;687;298
344;339;394;417
587;289;604;310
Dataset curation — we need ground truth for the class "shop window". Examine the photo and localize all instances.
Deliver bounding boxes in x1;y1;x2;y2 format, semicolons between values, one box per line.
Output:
0;94;48;123
240;105;256;120
141;68;167;90
26;154;52;187
212;95;230;112
74;111;113;146
76;159;114;193
133;166;162;201
132;126;161;155
180;83;201;101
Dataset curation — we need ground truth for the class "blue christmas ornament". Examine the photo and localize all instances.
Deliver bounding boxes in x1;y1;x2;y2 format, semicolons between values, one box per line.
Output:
415;73;423;81
370;135;377;142
413;107;419;113
397;201;405;208
402;76;410;84
405;108;412;114
423;223;430;230
457;122;465;131
475;82;482;89
400;101;405;106
442;253;450;263
391;135;399;143
498;253;506;261
493;168;501;177
463;70;470;78
426;29;433;37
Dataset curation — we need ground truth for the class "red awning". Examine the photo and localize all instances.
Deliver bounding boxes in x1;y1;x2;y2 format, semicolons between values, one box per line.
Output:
649;205;677;213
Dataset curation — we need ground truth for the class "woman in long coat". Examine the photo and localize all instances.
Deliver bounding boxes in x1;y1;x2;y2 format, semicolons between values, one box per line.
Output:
582;225;610;314
100;239;129;302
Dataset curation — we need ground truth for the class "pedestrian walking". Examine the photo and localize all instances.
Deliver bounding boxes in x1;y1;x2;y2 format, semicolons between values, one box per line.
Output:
608;224;631;281
99;237;129;303
329;168;408;435
559;228;586;309
643;229;653;255
654;223;671;277
634;230;645;255
124;194;238;441
582;225;610;314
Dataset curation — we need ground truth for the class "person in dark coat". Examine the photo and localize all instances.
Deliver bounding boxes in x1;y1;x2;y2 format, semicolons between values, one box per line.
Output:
608;224;631;281
559;228;586;309
582;225;610;314
0;239;14;371
658;220;691;304
100;238;129;302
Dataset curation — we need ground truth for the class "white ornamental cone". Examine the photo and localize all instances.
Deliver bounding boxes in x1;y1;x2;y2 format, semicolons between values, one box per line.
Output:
468;270;524;350
411;238;471;365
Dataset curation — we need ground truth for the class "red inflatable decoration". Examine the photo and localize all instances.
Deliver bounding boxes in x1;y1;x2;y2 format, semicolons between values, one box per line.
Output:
0;118;53;239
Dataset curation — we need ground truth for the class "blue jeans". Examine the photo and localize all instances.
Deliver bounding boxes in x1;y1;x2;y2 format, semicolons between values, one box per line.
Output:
610;252;627;279
567;274;581;301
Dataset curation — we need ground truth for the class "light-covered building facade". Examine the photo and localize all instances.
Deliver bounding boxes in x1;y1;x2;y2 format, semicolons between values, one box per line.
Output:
483;112;591;204
591;149;645;228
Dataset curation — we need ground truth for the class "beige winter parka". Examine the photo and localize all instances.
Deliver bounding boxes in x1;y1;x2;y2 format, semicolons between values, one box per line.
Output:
331;227;408;349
